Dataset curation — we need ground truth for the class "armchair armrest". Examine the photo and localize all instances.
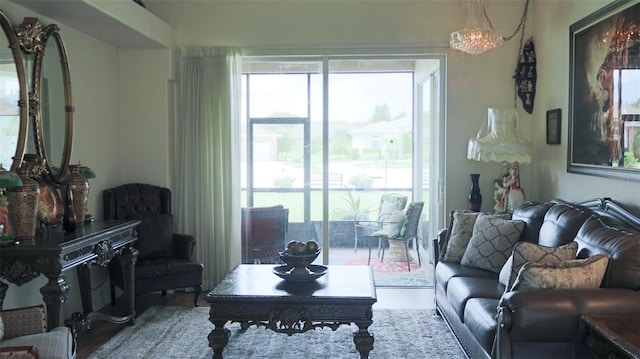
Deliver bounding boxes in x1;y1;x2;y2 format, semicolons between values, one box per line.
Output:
0;306;46;339
172;233;196;260
0;346;40;359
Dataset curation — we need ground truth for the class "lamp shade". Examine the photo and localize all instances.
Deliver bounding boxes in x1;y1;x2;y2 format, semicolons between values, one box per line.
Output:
79;165;96;179
467;108;532;164
0;165;23;189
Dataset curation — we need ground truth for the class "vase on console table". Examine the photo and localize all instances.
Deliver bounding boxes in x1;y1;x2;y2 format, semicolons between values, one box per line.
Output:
468;173;482;212
7;166;40;240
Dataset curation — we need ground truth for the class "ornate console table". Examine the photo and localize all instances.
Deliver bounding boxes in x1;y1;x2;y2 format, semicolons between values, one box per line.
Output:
0;220;140;330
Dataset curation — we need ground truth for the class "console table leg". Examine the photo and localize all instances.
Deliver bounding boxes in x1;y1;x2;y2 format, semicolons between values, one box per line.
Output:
353;321;374;359
40;274;70;329
76;264;93;316
208;320;229;359
119;246;138;324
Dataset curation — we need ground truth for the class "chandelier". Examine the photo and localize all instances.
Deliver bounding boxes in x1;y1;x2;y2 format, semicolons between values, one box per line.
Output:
450;0;530;55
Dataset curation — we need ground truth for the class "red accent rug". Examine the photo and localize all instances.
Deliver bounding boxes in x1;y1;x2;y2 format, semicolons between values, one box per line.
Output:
343;257;422;272
341;257;431;287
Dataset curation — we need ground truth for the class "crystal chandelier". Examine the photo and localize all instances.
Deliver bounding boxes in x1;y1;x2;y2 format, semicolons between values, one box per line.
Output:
450;0;503;55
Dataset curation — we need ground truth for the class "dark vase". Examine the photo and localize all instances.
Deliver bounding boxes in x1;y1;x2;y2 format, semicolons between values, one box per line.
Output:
63;186;77;232
468;173;482;212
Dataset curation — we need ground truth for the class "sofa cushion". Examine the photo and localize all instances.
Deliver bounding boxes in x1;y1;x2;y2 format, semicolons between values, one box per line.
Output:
538;203;593;247
499;241;578;289
512;201;554;244
461;214;525;273
464;298;499;354
446;276;503;321
129;213;174;260
574;214;640;290
511;254;609;291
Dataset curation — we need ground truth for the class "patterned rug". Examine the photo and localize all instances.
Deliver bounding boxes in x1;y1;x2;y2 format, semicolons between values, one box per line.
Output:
88;306;464;359
340;257;432;287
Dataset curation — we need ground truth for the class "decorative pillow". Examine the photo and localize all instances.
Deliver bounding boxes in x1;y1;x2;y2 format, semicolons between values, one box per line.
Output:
128;213;174;259
460;214;525;273
499;241;579;289
371;209;405;238
442;211;512;263
511;254;609;291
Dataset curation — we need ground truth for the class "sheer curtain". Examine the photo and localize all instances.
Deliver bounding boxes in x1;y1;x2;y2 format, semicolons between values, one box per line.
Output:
175;46;242;290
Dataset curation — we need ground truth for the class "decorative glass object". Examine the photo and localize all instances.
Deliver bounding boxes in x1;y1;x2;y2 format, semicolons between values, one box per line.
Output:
450;0;503;55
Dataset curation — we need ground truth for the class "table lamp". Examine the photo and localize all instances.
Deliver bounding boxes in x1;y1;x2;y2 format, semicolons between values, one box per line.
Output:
467;108;532;212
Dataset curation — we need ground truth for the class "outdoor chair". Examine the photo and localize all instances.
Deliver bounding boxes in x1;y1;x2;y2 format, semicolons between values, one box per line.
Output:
241;205;289;264
353;193;408;253
366;201;424;271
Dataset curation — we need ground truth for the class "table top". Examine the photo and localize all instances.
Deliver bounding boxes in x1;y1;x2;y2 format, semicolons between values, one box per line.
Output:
206;264;376;302
582;314;640;359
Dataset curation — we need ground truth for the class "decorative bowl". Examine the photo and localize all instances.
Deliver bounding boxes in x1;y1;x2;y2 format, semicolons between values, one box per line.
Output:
278;249;320;276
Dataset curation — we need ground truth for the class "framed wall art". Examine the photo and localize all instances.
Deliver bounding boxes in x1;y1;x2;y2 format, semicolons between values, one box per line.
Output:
547;109;561;145
568;0;640;181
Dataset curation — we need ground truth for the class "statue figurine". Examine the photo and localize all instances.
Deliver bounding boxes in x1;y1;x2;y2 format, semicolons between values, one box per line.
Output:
493;168;509;212
504;163;525;212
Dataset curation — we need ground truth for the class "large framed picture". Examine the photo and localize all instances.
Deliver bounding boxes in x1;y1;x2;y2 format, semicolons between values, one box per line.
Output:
568;0;640;181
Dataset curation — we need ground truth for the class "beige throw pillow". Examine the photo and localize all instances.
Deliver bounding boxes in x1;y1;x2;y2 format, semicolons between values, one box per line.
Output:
371;209;405;238
442;211;480;263
499;241;579;289
511;255;609;291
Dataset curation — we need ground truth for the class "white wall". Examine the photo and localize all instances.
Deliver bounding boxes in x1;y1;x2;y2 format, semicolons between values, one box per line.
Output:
531;0;640;213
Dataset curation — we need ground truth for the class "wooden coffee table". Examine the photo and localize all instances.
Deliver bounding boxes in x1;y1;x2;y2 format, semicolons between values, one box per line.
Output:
582;314;640;359
205;264;377;359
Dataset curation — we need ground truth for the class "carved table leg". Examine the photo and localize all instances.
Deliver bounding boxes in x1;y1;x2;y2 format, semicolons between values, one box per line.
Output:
0;280;7;310
353;321;374;359
208;319;229;359
119;246;138;324
40;274;70;329
76;264;93;316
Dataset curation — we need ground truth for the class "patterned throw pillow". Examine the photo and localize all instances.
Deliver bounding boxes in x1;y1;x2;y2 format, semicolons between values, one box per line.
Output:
442;211;480;263
460;214;525;273
499;241;579;289
371;209;405;237
511;255;609;291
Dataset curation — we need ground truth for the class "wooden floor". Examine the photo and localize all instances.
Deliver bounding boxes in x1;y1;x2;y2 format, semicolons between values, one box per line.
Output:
76;287;434;359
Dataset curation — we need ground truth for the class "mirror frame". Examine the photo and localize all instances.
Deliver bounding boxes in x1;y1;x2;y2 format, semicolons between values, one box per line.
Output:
15;17;73;183
0;10;28;172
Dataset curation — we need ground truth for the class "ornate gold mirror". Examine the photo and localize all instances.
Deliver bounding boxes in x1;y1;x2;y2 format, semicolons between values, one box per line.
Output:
0;10;28;172
16;17;73;184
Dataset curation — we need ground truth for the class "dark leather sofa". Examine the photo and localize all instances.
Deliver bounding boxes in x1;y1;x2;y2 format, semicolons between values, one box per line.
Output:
434;198;640;359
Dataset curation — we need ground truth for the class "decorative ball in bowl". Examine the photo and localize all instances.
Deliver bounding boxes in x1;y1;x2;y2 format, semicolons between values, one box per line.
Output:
278;240;320;276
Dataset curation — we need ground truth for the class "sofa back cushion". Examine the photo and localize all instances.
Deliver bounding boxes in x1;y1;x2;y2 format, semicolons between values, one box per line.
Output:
575;214;640;290
538;203;594;247
512;201;554;244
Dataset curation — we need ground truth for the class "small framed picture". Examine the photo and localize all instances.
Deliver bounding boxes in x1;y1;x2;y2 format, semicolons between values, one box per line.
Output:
546;109;561;145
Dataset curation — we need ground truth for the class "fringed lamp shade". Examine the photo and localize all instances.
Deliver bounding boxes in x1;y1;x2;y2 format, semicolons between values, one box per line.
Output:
0;165;23;189
79;165;96;179
467;108;532;164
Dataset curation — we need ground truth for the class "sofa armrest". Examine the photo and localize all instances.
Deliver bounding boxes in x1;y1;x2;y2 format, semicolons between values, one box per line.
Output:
0;306;46;339
432;228;448;264
173;233;196;260
0;346;40;359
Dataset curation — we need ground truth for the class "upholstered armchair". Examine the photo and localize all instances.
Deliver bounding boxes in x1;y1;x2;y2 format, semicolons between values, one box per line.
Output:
103;183;204;307
0;305;75;359
241;205;289;264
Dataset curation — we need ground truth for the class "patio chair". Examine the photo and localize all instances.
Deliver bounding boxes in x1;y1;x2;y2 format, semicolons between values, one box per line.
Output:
369;201;424;271
353;193;408;253
241;205;289;264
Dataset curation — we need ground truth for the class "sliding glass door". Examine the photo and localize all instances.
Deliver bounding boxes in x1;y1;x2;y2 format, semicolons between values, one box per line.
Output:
240;56;444;266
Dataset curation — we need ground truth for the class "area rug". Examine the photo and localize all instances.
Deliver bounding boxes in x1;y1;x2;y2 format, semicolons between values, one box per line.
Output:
88;306;464;359
342;257;432;287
